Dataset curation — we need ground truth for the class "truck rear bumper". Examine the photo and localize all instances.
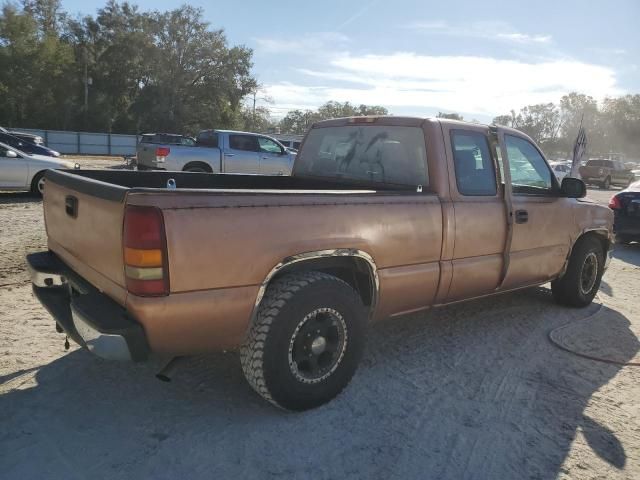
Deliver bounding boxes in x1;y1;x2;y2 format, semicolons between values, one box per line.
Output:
27;251;149;362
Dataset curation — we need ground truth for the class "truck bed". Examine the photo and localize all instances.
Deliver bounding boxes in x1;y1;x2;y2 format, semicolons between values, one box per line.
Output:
42;169;440;353
54;169;414;196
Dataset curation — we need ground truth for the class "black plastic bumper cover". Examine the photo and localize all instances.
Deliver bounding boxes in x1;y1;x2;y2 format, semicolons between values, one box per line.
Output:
27;251;149;362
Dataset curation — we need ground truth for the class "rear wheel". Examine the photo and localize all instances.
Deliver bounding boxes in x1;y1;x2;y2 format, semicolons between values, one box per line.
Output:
183;162;212;173
551;236;604;307
30;171;46;197
240;271;367;411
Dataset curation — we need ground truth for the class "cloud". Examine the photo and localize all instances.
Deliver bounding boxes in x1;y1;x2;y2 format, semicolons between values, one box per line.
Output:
406;20;552;44
253;32;350;55
263;52;622;118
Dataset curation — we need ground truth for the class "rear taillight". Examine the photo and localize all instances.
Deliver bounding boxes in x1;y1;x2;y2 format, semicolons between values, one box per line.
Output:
155;147;169;163
608;195;622;210
123;206;169;296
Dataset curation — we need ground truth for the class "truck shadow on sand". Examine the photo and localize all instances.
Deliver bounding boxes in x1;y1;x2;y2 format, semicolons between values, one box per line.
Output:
1;287;637;479
0;191;41;205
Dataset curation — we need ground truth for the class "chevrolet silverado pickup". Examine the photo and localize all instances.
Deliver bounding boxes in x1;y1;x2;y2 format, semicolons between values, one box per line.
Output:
27;117;613;410
136;129;295;175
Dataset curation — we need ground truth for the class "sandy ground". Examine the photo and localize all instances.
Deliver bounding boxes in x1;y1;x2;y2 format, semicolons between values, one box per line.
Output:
1;171;639;479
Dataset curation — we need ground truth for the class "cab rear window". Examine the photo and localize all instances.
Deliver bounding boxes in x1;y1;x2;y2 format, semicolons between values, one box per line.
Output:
295;125;428;187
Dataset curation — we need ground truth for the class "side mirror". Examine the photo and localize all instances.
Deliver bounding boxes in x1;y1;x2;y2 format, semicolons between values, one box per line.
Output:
561;177;586;198
6;150;18;158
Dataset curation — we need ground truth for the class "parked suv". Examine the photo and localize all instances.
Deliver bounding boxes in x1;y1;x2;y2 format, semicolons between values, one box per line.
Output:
579;159;635;189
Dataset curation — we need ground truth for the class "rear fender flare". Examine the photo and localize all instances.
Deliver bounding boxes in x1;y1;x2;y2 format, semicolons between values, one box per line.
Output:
250;248;379;325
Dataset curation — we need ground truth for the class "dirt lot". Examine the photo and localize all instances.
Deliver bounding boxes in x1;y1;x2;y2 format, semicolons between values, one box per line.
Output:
1;168;639;479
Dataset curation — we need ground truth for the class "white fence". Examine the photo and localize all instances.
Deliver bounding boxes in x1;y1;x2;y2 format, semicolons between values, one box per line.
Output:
16;128;139;156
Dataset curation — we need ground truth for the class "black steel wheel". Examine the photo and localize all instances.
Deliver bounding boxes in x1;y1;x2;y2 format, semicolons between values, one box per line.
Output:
240;271;367;411
552;235;605;307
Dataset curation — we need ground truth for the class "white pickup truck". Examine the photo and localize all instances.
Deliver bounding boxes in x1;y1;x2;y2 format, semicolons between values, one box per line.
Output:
136;130;296;175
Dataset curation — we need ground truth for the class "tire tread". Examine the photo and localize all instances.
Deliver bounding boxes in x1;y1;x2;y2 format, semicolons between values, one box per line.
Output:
240;271;352;408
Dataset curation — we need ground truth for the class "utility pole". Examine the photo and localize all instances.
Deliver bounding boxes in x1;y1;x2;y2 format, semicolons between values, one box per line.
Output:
252;91;257;130
84;46;92;127
84;46;88;126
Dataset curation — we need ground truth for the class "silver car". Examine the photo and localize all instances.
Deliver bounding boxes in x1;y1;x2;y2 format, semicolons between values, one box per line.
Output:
0;142;79;195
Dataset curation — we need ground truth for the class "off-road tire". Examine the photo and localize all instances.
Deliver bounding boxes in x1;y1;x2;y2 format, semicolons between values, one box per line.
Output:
240;271;367;411
551;236;604;307
30;171;46;197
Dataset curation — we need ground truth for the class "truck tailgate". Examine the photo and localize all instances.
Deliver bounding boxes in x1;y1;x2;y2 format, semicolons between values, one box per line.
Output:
43;171;128;305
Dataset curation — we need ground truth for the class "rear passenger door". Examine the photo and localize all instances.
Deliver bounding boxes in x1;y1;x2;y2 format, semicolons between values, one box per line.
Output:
258;136;291;175
444;126;507;302
224;134;260;174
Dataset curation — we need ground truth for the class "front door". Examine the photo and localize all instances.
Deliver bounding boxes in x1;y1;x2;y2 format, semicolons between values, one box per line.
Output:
257;136;291;175
0;146;28;188
498;131;573;289
444;125;508;302
224;134;260;174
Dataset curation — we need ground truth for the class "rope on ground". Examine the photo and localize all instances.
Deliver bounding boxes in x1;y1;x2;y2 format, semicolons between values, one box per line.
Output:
0;280;30;289
548;295;640;367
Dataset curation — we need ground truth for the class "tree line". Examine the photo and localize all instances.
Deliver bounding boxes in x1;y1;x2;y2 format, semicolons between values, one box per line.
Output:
1;1;638;158
492;93;640;159
0;0;257;134
0;0;388;137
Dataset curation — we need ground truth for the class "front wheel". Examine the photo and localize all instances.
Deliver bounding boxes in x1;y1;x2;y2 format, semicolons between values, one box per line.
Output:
551;236;604;307
240;271;367;411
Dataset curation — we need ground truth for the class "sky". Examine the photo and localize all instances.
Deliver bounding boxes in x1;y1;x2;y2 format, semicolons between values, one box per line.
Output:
62;0;640;122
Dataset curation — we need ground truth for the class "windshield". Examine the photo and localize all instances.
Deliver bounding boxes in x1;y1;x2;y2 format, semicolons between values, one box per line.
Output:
294;125;428;187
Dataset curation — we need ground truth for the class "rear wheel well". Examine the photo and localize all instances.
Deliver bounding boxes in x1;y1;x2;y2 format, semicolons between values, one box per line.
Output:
269;256;376;308
183;161;213;173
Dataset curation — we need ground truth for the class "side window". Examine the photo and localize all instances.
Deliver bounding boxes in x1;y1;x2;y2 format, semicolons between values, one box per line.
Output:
505;135;553;193
229;134;259;152
197;131;218;148
0;146;8;157
451;130;497;196
258;137;284;154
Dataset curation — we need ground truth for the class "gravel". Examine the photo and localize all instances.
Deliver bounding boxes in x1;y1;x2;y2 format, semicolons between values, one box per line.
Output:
1;174;639;479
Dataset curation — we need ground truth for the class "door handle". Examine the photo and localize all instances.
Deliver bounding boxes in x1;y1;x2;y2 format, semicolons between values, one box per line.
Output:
224;153;235;157
515;209;528;224
65;195;78;218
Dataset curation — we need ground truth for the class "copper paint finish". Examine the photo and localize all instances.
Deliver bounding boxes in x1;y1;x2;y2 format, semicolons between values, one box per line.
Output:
126;285;257;353
41;117;614;355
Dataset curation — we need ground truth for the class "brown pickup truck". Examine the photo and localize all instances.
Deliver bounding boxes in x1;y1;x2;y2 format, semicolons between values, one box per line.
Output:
27;117;613;410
